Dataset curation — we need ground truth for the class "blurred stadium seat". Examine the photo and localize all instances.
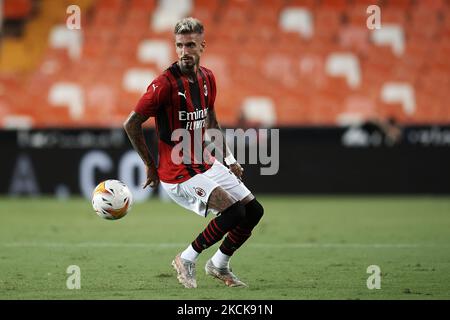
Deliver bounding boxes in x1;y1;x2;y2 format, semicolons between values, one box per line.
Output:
0;0;449;128
137;39;173;69
325;53;361;89
279;7;314;39
380;82;416;116
241;96;277;128
3;0;33;20
48;82;85;120
370;24;405;56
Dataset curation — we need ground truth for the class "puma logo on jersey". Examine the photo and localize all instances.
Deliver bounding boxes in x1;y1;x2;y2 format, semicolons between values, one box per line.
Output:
178;91;187;99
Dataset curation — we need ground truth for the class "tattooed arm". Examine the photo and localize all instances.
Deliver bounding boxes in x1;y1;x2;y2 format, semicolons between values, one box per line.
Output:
206;109;244;179
123;111;159;188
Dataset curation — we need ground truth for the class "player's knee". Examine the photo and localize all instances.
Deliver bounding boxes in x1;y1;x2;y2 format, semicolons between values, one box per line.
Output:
231;201;247;222
219;201;246;229
244;199;264;227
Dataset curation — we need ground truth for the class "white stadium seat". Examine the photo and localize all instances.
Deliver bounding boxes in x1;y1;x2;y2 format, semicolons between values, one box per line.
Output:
325;53;361;89
2;115;34;129
241;97;277;128
279;7;313;39
152;0;193;32
48;24;82;60
48;82;84;119
381;82;416;115
137;40;172;70
122;68;157;93
370;24;405;56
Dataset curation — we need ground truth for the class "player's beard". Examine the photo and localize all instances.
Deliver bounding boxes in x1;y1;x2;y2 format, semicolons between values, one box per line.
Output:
179;56;198;75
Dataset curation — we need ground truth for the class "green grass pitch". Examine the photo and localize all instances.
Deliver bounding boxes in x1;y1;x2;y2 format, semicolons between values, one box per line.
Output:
1;196;449;300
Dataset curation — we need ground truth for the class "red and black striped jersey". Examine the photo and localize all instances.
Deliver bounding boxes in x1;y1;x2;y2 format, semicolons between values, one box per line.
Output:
134;62;216;184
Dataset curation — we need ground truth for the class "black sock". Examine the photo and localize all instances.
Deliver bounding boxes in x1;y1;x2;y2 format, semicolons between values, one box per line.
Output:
219;199;264;256
191;202;246;253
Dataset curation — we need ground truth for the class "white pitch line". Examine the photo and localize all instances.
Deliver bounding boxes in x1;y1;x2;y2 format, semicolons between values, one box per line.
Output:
2;242;185;248
2;242;449;249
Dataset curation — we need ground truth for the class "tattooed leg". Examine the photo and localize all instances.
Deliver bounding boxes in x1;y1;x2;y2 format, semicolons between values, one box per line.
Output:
207;187;237;212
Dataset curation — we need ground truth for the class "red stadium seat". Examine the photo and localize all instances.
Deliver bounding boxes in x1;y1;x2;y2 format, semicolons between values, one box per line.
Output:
129;0;156;11
320;0;348;12
28;101;73;128
123;9;151;29
314;9;343;42
287;0;317;10
3;0;32;19
1;0;449;128
219;3;252;25
339;25;370;55
346;4;376;27
96;0;124;11
214;88;245;126
353;0;380;5
195;0;220;9
380;8;407;25
252;8;281;27
309;98;341;125
410;96;444;125
384;0;412;9
414;0;447;11
342;94;377;117
90;9;120;29
191;7;218;28
276;98;312;126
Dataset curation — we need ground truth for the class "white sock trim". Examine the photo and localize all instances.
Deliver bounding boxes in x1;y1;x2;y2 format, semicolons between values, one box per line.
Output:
180;244;199;263
211;249;231;269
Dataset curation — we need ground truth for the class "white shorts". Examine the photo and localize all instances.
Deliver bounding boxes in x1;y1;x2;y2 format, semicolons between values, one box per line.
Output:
160;160;251;217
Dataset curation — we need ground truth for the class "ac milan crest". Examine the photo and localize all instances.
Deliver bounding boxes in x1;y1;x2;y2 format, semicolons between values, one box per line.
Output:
203;81;208;96
194;187;206;197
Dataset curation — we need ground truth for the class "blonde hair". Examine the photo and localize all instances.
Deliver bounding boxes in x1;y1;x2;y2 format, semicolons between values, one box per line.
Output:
174;17;204;35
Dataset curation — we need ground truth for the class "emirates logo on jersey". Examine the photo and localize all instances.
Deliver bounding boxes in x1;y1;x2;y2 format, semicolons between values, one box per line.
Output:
194;187;206;197
179;108;208;130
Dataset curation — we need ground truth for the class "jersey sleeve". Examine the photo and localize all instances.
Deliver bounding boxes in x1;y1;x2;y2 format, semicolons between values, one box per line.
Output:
134;75;170;118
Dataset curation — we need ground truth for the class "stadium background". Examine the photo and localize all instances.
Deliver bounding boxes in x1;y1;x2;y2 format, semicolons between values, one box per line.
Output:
1;0;450;300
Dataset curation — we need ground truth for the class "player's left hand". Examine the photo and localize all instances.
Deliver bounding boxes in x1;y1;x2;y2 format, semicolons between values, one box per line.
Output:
229;162;244;180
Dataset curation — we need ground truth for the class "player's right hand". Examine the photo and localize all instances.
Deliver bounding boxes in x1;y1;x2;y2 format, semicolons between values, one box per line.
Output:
143;164;159;189
229;162;244;180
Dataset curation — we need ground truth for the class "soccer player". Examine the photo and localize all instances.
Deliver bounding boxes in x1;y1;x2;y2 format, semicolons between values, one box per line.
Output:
123;17;264;288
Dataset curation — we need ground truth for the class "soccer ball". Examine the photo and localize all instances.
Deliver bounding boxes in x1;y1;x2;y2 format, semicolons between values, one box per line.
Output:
92;179;133;220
